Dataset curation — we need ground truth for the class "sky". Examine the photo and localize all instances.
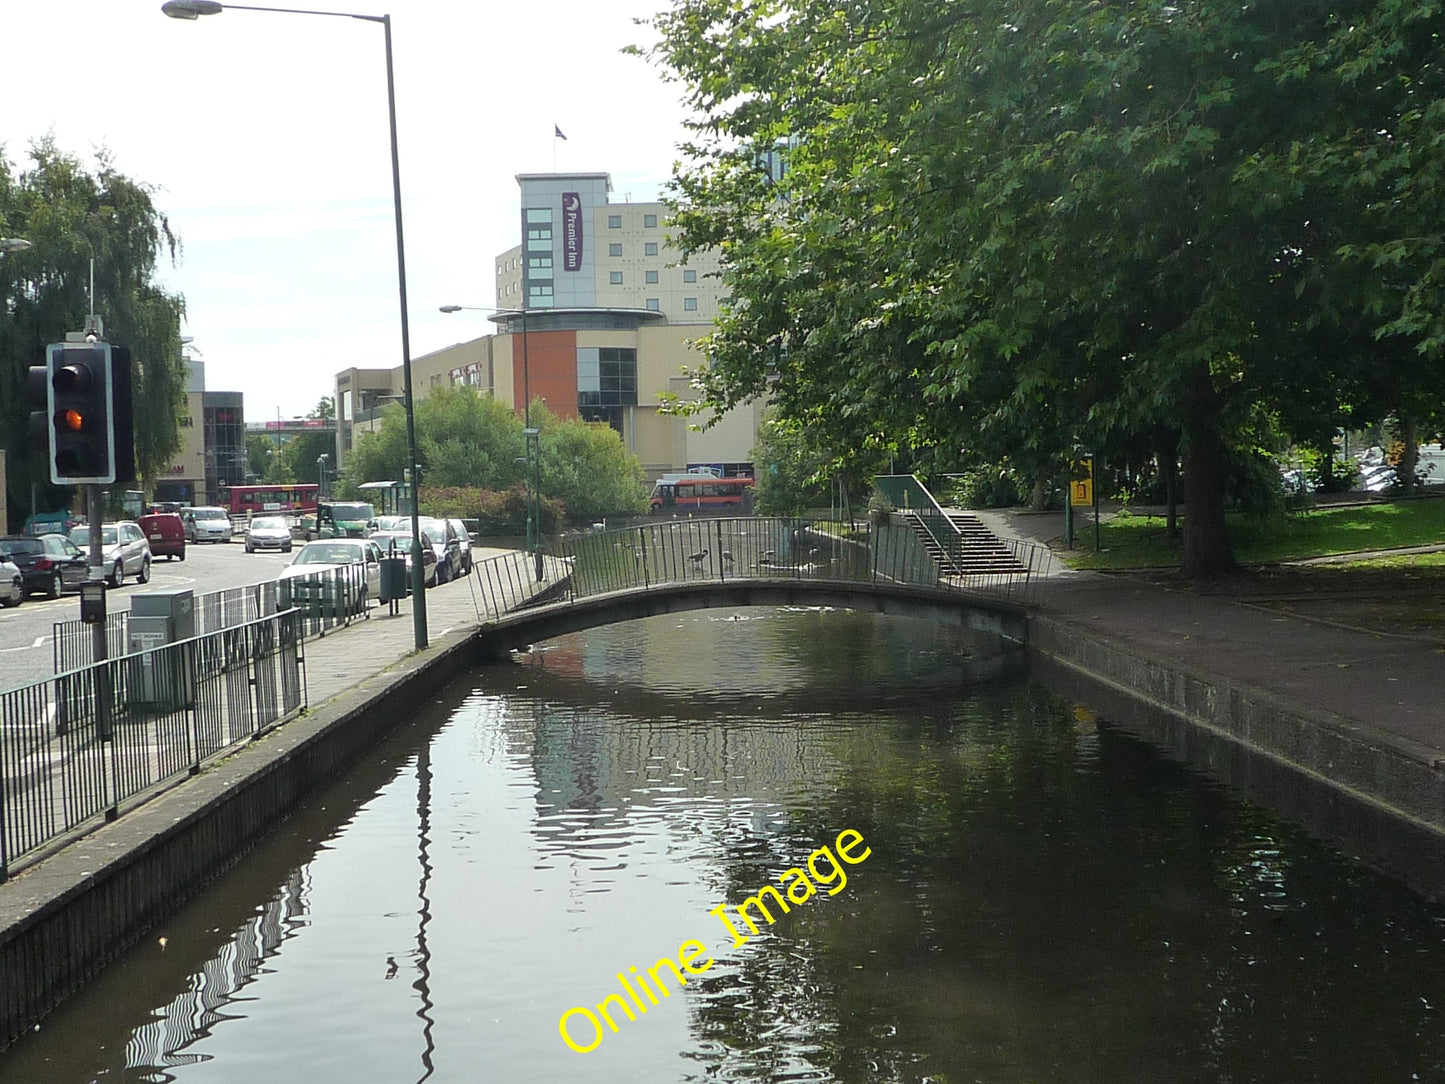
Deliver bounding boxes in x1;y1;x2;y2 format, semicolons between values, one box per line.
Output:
1;0;694;422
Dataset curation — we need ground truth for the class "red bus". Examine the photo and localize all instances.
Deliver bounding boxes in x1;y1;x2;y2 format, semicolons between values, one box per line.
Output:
222;484;320;517
650;475;755;513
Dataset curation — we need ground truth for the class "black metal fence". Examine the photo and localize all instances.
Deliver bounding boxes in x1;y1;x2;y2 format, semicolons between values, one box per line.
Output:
1;610;305;880
53;582;283;673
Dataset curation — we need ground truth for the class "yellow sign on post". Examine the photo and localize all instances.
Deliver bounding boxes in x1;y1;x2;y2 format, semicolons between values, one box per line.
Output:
1070;457;1094;507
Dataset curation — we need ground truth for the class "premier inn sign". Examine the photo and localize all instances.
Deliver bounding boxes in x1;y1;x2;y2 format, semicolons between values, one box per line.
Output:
563;192;583;272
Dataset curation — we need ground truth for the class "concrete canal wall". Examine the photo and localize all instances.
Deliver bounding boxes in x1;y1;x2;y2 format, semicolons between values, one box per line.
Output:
1028;615;1445;899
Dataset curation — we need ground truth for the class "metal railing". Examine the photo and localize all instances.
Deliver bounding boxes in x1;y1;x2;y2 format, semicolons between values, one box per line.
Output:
469;515;1050;616
2;610;306;880
54;582;282;673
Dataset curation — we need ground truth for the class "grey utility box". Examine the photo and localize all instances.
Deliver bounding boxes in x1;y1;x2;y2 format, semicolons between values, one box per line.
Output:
131;589;197;640
127;589;197;710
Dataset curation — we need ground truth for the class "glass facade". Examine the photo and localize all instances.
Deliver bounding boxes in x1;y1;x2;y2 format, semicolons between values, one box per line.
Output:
576;346;637;421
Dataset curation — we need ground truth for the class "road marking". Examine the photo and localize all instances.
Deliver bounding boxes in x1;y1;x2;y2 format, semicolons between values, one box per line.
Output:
0;636;47;654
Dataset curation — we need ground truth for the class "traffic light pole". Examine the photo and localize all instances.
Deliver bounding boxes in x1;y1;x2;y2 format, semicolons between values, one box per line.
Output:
86;483;112;739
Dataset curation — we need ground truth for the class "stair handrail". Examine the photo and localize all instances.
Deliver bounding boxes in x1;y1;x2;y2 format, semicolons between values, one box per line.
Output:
873;475;961;558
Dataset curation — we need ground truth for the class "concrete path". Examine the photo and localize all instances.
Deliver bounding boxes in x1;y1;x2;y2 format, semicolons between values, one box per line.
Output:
975;508;1445;763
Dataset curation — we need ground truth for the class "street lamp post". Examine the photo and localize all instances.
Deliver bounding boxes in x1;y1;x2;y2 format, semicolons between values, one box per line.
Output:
162;0;427;649
439;304;544;581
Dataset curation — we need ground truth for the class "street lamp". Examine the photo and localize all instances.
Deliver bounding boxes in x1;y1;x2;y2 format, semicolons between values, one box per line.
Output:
162;0;428;649
439;304;544;581
0;237;33;255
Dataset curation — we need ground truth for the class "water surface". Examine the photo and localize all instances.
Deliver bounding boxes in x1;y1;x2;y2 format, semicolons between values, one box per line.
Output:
2;607;1442;1083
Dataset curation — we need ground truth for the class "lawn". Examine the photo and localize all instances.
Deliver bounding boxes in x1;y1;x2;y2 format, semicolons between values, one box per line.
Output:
1063;498;1445;569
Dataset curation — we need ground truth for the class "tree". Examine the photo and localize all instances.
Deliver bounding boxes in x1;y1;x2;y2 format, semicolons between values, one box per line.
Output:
645;0;1445;575
750;412;830;516
0;139;186;519
534;402;649;520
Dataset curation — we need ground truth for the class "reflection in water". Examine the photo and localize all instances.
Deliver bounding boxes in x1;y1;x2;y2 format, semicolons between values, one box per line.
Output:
120;869;309;1079
3;608;1443;1084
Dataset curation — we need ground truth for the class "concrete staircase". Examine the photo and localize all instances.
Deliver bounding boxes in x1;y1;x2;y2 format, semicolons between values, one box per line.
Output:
900;509;1032;577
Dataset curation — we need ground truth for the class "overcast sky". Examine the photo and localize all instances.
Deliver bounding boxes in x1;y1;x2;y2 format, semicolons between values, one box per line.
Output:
1;0;692;422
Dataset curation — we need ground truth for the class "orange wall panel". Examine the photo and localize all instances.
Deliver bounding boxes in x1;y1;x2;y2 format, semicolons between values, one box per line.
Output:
513;330;578;420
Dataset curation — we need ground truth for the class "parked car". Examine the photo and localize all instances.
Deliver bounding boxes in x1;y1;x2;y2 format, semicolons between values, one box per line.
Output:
0;557;23;608
446;518;474;575
278;538;382;614
245;515;295;554
183;506;234;543
370;529;438;587
0;533;89;597
419;517;465;583
138;512;187;561
67;522;152;586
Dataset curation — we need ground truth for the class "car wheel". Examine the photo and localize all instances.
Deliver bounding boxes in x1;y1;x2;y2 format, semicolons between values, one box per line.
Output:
2;578;21;607
245;543;254;553
46;572;63;599
178;550;186;561
108;562;123;588
137;558;151;584
284;542;292;553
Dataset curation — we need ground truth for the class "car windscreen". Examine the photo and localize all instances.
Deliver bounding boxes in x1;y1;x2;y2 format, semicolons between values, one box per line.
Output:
194;509;230;522
294;545;362;565
251;517;287;530
70;527;118;546
328;504;374;521
0;539;42;556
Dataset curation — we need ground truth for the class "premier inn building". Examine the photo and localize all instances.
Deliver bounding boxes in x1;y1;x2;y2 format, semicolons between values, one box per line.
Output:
335;172;762;480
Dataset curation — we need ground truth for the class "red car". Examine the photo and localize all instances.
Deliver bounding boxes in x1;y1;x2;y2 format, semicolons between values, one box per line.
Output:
138;512;187;561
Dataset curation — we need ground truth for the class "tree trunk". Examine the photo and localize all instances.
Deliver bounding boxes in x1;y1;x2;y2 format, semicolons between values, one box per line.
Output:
1180;367;1235;577
1030;477;1047;512
1398;415;1418;496
1158;430;1180;537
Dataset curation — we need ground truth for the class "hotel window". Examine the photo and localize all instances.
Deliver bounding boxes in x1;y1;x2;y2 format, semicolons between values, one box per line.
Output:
644;242;659;256
643;214;658;228
683;269;697;283
528;255;553;274
646;298;660;311
684;297;699;311
526;208;553;223
576;346;638;408
645;270;659;284
609;243;623;256
610;271;623;284
608;214;622;228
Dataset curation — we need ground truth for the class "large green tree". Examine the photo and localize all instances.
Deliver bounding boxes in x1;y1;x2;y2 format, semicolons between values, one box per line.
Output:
0;140;187;520
646;0;1445;575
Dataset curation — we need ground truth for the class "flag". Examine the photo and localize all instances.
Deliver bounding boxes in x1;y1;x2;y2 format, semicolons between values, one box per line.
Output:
554;124;568;141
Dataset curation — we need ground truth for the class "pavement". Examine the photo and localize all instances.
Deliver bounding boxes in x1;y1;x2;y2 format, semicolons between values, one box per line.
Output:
295;546;526;710
976;508;1445;763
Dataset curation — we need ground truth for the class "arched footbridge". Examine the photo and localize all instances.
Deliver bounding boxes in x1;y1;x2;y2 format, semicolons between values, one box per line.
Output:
464;516;1051;656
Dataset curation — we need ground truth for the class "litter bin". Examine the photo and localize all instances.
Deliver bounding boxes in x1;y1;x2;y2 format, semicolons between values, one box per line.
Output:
380;554;409;603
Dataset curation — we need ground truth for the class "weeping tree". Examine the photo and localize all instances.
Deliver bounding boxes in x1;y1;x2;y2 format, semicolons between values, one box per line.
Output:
0;138;187;520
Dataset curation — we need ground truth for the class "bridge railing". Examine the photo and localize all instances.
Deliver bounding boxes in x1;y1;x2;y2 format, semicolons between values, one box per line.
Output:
1;609;306;881
477;516;1051;610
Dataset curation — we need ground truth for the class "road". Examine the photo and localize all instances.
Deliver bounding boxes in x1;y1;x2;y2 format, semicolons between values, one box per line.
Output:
0;540;295;694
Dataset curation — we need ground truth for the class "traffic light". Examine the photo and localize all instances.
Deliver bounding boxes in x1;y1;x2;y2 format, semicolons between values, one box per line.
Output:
39;342;134;486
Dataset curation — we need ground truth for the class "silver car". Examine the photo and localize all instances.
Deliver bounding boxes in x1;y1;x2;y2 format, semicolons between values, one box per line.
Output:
245;515;294;553
68;522;152;587
0;557;22;608
446;518;474;575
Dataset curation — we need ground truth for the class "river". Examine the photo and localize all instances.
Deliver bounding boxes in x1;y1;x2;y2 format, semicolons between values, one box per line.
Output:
1;606;1441;1083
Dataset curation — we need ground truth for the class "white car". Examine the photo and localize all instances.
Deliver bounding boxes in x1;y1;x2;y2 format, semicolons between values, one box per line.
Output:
279;539;382;614
245;515;294;553
0;557;22;608
184;506;234;543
